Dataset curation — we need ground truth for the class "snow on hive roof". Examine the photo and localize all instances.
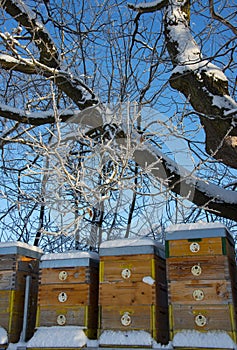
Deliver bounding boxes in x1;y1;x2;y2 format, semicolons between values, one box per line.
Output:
165;222;234;243
99;237;165;258
40;250;99;268
0;241;43;258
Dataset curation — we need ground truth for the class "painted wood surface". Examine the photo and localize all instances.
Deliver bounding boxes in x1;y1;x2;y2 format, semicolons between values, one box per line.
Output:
166;256;237;283
166;237;235;259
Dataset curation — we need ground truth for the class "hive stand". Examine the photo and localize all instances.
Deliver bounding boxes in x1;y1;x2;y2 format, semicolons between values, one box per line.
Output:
0;242;42;346
98;238;169;347
165;222;237;350
28;250;99;350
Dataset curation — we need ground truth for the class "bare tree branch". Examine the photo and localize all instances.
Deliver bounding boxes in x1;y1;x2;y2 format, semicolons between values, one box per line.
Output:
0;54;98;109
129;0;237;169
209;0;237;36
0;0;59;67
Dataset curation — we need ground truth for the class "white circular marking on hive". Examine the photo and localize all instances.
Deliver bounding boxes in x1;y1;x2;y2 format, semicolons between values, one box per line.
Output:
57;314;66;325
191;264;202;276
58;271;68;281
58;292;68;303
121;312;131;326
193;289;204;301
121;268;131;279
195;314;207;327
190;242;200;253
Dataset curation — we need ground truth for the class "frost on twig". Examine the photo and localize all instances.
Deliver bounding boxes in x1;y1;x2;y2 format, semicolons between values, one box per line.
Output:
0;0;59;67
129;0;237;168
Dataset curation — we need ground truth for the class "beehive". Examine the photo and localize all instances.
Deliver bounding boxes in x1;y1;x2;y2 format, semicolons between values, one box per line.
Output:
36;250;99;339
165;222;237;343
0;242;42;344
99;238;169;345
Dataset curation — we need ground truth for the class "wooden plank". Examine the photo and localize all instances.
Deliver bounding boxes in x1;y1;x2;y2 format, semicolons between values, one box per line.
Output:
166;255;236;282
39;266;98;285
168;280;234;305
0;255;16;271
100;258;154;283
99;281;156;306
167;237;235;258
0;271;15;290
0;290;24;343
37;305;98;328
170;304;237;332
38;283;91;306
99;305;151;331
99;305;168;331
100;255;165;283
37;305;86;326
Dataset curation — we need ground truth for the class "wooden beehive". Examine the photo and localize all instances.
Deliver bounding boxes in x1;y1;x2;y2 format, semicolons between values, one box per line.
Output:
165;222;237;343
0;242;42;344
99;238;169;345
36;250;99;339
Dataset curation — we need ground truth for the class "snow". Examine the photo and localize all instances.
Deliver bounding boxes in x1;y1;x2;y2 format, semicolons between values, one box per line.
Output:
167;221;226;232
4;327;237;349
24;328;237;349
0;241;42;253
27;327;87;348
128;0;164;9
100;237;161;248
0;327;8;345
99;330;153;346
135;140;237;206
41;250;99;261
212;94;237;111
142;276;155;285
173;330;237;349
99;330;171;348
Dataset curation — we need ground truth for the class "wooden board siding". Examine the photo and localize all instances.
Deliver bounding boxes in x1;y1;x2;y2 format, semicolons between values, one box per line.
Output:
38;283;93;306
37;254;99;339
98;244;169;344
99;305;168;344
0;249;41;344
100;255;166;283
166;237;235;259
39;266;98;285
99;281;157;306
36;304;98;338
166;224;237;346
170;304;237;333
0;290;24;343
166;256;237;283
168;280;234;305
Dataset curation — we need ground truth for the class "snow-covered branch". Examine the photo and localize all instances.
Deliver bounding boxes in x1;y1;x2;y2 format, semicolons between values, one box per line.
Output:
0;0;59;68
133;144;237;221
0;103;104;127
1;98;237;221
0;54;98;109
164;0;237;168
128;0;168;13
129;0;237;169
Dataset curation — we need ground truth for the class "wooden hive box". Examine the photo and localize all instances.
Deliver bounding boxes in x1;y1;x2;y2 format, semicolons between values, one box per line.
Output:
98;238;169;345
36;250;99;339
0;242;42;344
165;222;237;344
